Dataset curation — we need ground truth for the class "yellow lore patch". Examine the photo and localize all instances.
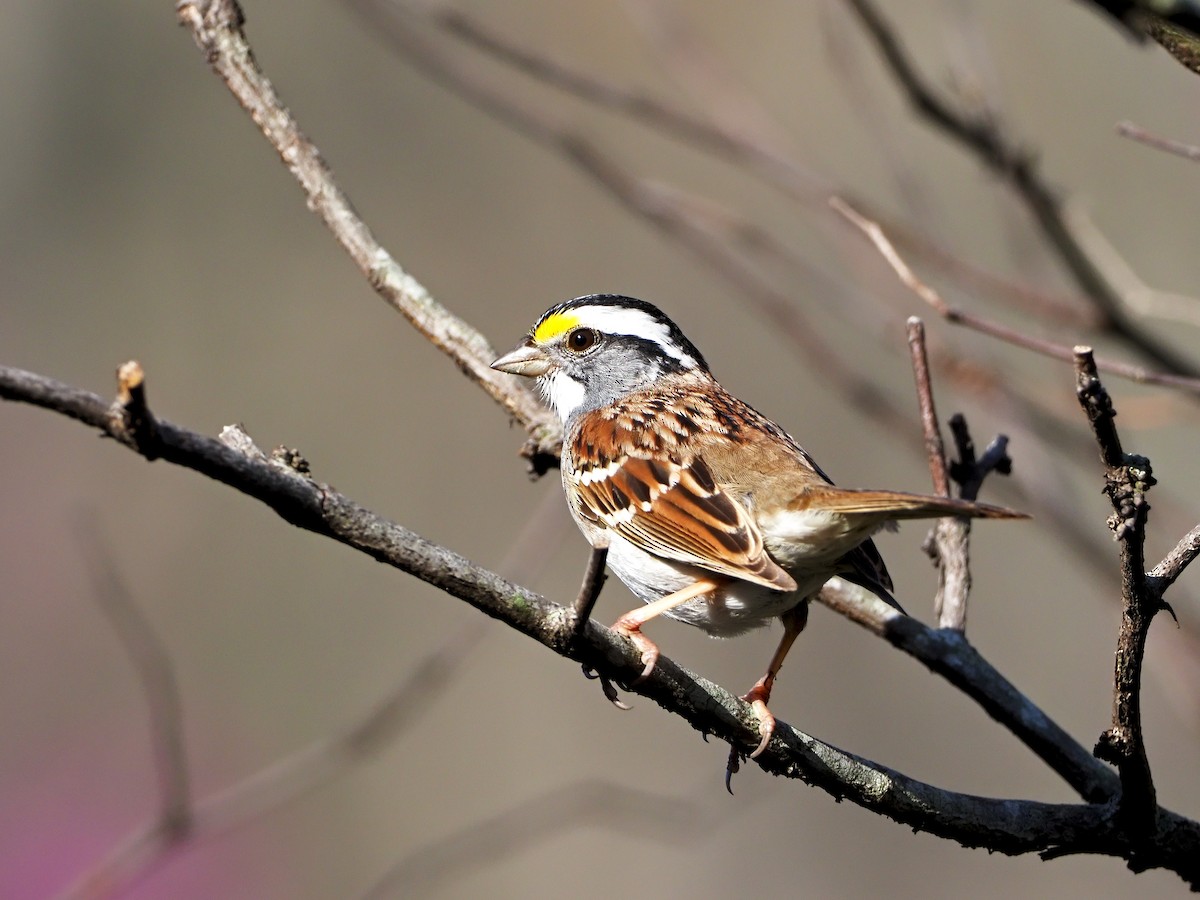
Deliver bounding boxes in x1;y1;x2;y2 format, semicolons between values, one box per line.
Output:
533;311;579;344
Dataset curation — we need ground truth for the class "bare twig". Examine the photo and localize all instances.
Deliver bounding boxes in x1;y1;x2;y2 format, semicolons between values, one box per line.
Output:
399;0;825;202
75;520;191;841
906;318;950;496
6;363;1200;883
1148;523;1200;600
907;318;972;630
948;415;1013;502
1073;347;1159;839
863;199;1097;327
174;0;559;469
1117;119;1200;162
59;622;487;900
842;0;1200;378
832;195;1200;395
364;778;708;898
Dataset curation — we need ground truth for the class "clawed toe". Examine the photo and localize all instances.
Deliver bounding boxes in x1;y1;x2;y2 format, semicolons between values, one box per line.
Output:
741;684;777;759
582;664;632;709
633;647;658;683
749;715;775;759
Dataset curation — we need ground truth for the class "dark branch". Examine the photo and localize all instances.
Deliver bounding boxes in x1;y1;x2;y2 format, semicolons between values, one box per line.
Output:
11;362;1200;885
1073;348;1160;840
844;0;1200;379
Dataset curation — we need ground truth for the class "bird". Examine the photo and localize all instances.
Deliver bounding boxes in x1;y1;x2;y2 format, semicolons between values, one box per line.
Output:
491;294;1023;760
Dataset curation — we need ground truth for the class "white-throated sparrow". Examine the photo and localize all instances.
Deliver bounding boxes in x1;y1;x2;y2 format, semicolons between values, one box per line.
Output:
492;294;1022;758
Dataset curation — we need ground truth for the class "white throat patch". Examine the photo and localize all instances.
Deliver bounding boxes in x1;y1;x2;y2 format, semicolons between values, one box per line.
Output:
540;369;586;423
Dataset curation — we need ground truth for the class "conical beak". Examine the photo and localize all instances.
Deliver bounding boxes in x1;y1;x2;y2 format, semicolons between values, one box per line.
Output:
491;341;555;377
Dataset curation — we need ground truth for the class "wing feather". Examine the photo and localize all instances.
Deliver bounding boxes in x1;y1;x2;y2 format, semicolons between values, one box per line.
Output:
571;417;796;592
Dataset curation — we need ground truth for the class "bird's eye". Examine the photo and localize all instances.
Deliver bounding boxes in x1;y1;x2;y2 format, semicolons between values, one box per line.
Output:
566;328;598;352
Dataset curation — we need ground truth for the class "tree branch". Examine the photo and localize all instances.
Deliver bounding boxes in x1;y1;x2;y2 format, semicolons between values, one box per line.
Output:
906;317;973;630
59;620;487;900
8;361;1200;885
843;0;1200;379
1148;523;1200;599
1073;348;1161;840
76;518;191;842
174;0;560;470
832;196;1200;396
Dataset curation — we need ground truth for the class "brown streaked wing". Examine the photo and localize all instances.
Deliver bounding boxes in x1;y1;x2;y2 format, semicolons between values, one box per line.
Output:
575;451;797;592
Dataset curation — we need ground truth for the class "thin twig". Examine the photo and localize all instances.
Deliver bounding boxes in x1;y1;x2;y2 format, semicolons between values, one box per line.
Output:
1117;120;1200;162
907;318;972;630
364;778;708;898
58;622;487;900
1148;523;1200;600
906;318;950;496
174;0;559;469
74;519;191;841
1073;348;1159;839
832;195;1200;395
842;0;1200;378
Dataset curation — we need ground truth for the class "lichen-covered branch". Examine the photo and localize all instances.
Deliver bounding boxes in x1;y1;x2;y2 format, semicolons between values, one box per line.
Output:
6;362;1200;886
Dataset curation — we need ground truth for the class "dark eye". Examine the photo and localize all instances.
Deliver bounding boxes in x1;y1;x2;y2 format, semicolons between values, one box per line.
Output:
567;328;598;352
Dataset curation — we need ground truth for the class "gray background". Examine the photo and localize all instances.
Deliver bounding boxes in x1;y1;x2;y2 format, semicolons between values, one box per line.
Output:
3;2;1199;897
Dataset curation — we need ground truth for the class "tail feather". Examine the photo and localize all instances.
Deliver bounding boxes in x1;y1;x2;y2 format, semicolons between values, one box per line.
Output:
791;486;1027;521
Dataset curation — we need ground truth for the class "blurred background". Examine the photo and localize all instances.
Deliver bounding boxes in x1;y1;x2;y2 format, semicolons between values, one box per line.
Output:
3;1;1200;897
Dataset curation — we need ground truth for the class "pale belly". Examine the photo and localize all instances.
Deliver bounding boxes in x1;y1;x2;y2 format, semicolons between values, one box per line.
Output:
603;535;824;638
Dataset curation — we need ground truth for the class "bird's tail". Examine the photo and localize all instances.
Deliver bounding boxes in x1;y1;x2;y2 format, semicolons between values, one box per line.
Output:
791;486;1027;520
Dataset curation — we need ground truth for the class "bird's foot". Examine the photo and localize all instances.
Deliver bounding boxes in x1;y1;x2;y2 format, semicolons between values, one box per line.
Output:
611;615;660;683
741;680;777;759
581;665;631;710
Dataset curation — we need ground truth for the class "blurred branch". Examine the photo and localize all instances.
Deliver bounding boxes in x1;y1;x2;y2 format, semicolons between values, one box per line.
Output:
75;517;191;841
365;778;710;898
7;361;1200;885
398;0;825;201
1064;200;1200;330
174;0;560;471
341;0;914;435
406;0;1107;336
60;618;487;900
843;0;1200;378
1118;119;1200;162
1139;13;1200;76
832;196;1200;395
